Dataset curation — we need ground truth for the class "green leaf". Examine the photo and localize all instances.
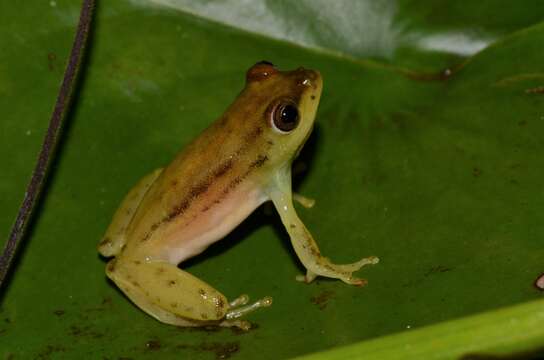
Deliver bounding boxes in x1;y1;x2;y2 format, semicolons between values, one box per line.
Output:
1;1;544;359
133;0;544;70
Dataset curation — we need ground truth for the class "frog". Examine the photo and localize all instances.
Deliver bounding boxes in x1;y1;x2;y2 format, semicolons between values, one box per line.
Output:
98;61;379;330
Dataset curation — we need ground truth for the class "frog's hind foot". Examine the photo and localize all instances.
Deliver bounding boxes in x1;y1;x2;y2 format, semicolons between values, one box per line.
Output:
226;295;273;320
217;319;252;331
228;294;249;307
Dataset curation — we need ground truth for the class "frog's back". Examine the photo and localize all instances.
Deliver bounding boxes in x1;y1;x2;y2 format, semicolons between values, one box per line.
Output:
122;91;274;261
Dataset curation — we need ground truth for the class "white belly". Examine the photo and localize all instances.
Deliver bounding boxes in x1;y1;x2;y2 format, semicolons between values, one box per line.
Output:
159;185;269;264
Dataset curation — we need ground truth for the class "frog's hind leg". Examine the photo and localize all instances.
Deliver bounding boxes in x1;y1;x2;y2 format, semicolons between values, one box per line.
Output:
105;256;271;329
98;168;163;257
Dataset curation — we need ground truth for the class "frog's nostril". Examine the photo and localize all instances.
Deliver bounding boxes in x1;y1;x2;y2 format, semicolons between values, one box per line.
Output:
296;70;320;88
306;70;319;81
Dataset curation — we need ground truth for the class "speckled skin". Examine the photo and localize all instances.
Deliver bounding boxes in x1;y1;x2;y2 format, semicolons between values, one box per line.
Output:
98;63;379;329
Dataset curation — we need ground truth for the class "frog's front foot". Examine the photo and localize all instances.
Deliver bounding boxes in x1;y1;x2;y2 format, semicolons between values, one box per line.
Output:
296;256;380;286
336;256;380;272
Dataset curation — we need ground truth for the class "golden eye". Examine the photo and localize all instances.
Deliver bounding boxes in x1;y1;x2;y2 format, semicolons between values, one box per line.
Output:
271;100;299;133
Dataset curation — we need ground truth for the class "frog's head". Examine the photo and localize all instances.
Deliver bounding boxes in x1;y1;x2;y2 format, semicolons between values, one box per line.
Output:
227;61;322;171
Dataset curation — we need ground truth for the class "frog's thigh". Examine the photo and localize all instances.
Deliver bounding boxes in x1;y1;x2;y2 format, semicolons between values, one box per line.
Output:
98;168;163;257
106;257;228;323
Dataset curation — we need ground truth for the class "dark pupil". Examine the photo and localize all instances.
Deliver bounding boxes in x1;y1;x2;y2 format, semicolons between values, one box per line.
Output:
278;105;298;130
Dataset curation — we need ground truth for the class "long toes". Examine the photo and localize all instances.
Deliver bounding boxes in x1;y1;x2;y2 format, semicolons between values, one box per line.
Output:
354;256;379;268
229;294;249;307
226;296;273;320
219;319;252;331
338;256;380;272
343;276;368;287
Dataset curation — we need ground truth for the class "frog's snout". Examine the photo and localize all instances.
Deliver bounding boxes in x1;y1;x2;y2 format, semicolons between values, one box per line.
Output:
295;67;320;79
294;68;321;91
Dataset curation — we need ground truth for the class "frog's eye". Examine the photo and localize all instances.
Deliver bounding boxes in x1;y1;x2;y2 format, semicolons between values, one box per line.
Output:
247;61;278;82
271;100;299;133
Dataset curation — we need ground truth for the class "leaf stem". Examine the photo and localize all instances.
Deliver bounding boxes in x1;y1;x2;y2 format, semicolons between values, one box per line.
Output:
0;0;96;289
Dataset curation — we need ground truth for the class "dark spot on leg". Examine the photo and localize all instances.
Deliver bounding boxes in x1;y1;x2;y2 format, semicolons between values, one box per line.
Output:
133;260;141;265
141;232;151;242
168;280;176;286
290;224;296;229
311;95;316;100
106;260;116;272
324;264;336;272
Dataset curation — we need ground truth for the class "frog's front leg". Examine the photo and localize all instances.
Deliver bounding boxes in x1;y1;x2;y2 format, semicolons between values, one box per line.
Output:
267;169;379;286
105;253;271;329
